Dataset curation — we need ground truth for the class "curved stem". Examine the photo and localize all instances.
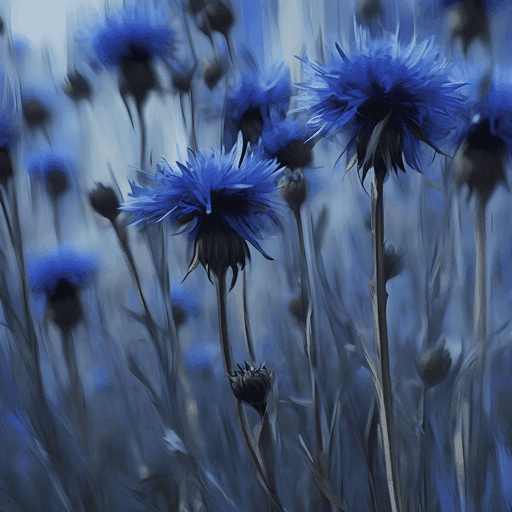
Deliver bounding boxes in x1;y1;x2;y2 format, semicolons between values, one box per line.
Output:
371;168;402;512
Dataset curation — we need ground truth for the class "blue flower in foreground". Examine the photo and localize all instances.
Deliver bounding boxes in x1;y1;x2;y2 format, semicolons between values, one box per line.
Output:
120;135;282;289
295;30;466;183
453;67;512;197
87;2;174;104
223;53;292;154
28;245;99;330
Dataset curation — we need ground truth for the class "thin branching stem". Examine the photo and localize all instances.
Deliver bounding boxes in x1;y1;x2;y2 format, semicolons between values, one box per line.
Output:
371;168;402;512
214;271;234;376
242;270;256;365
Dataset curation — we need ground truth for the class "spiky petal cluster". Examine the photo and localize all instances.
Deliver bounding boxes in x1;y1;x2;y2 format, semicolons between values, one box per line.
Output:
120;135;282;289
295;30;466;183
223;53;292;152
88;2;174;68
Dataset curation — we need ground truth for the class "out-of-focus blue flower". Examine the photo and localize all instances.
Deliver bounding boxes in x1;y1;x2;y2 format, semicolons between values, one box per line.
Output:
295;30;466;183
170;279;201;326
26;151;75;183
223;53;292;152
27;245;99;319
88;2;174;68
120;134;282;288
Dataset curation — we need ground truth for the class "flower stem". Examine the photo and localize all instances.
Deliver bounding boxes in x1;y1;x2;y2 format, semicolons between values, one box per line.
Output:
474;195;486;356
370;168;402;512
242;270;256;365
137;101;146;171
214;271;234;376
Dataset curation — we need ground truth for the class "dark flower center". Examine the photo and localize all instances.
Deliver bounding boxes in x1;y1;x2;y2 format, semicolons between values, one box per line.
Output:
121;45;156;105
47;279;82;332
466;119;505;153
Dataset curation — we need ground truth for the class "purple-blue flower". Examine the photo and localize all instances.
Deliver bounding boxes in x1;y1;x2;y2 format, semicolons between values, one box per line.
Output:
120;135;282;288
223;53;292;153
295;31;466;183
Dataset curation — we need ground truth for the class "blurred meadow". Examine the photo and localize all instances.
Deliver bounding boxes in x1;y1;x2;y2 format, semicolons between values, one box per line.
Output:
1;0;512;510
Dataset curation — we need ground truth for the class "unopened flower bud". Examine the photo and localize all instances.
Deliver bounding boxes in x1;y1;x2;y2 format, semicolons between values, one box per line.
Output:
229;361;272;416
204;1;234;36
453;119;507;200
63;71;92;102
0;148;13;185
89;183;121;222
203;60;224;89
47;278;82;333
172;303;187;328
46;170;68;197
280;169;307;211
23;99;50;127
418;347;452;388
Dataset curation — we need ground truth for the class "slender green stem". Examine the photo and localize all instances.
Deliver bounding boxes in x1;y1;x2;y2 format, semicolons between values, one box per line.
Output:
371;168;402;512
214;272;234;376
242;270;256;365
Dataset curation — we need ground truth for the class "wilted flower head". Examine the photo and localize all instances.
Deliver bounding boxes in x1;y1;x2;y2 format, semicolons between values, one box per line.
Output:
120;134;282;290
27;245;99;331
295;30;466;183
418;342;452;388
229;361;272;416
453;67;512;199
223;53;292;153
87;1;174;104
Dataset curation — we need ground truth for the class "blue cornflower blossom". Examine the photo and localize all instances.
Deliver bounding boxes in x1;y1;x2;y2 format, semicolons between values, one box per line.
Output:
86;1;174;104
27;245;99;330
295;30;466;183
120;135;282;289
223;53;292;154
26;151;76;197
453;66;512;197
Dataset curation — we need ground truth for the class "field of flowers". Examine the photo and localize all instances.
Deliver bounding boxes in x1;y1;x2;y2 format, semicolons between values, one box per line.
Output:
1;0;511;510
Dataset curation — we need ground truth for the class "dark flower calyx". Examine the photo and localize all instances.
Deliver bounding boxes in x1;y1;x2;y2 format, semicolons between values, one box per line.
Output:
280;169;307;211
418;347;452;388
454;119;507;199
204;1;234;36
275;139;313;171
89;183;121;222
23;99;50;127
46;170;69;197
47;278;82;333
63;71;92;102
229;361;272;415
120;46;157;105
184;223;252;291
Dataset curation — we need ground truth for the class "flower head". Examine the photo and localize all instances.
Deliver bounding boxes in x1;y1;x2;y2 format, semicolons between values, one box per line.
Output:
229;361;272;416
223;53;292;153
120;135;282;289
295;31;466;183
27;245;99;331
27;151;76;197
453;66;512;198
418;343;452;388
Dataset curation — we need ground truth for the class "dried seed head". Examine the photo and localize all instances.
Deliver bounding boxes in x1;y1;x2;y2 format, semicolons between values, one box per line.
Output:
23;99;50;127
0;148;13;185
280;169;307;212
47;278;82;333
203;60;224;89
63;71;92;102
453;118;507;200
418;346;452;388
185;224;251;291
46;170;68;197
229;361;272;416
204;1;234;36
89;183;121;222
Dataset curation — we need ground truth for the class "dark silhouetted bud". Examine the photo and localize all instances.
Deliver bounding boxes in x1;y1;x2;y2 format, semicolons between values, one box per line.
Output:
453;118;507;200
275;139;313;171
46;170;68;197
0;148;13;185
203;60;224;89
229;361;271;416
47;279;82;333
204;1;234;36
418;346;452;388
384;240;404;283
355;0;384;26
172;303;187;328
89;183;121;222
63;71;92;102
449;0;489;55
185;224;251;291
23;99;50;127
120;47;156;105
280;168;307;212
